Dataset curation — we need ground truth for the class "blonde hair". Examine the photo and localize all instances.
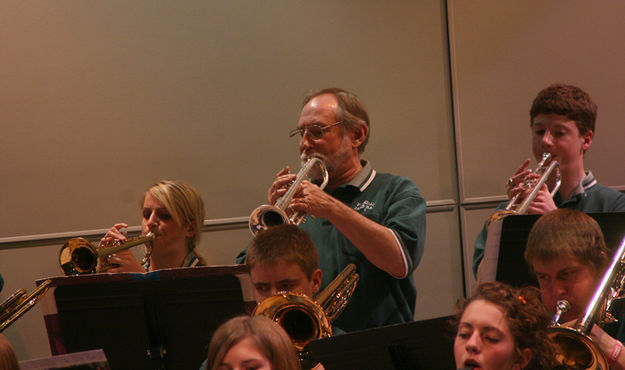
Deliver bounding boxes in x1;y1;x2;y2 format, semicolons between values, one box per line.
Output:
142;180;205;251
206;316;301;370
0;335;19;370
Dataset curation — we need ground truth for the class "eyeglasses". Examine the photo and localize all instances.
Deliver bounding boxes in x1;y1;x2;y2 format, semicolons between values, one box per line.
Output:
288;121;344;139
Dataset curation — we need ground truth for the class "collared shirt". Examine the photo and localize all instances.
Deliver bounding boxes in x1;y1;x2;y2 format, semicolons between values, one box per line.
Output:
472;171;625;276
301;160;426;332
327;161;410;277
181;250;204;268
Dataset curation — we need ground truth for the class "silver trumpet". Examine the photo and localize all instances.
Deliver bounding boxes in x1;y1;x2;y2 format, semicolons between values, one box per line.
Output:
249;156;329;236
505;152;561;214
489;152;561;224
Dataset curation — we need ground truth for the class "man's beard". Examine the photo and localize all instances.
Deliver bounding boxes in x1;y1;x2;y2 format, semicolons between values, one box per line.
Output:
300;138;351;178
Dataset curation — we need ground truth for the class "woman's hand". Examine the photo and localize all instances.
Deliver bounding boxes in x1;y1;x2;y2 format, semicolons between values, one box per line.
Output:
100;223;129;246
98;223;146;273
103;249;145;273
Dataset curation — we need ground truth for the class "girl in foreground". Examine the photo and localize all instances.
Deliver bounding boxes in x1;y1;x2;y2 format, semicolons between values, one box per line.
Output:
206;316;301;370
453;281;558;370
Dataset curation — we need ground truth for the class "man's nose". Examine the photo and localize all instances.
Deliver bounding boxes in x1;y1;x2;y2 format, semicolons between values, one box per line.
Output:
300;133;313;152
541;131;554;147
551;280;568;298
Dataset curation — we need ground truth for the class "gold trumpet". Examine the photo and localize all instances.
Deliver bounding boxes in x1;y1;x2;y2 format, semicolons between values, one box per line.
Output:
59;232;155;275
548;236;625;369
253;263;359;369
0;279;52;332
489;152;561;224
249;156;329;236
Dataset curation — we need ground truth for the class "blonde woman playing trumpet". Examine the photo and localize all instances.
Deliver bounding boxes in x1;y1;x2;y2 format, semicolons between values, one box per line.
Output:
100;179;207;272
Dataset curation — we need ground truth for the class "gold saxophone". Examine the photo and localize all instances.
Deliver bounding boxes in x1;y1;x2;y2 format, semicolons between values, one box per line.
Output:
0;279;51;332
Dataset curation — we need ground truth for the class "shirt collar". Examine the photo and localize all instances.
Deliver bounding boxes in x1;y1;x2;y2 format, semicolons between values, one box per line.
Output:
342;160;376;192
182;250;199;267
570;171;596;196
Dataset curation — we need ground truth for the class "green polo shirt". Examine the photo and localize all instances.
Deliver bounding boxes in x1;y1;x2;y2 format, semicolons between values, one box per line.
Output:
300;161;426;332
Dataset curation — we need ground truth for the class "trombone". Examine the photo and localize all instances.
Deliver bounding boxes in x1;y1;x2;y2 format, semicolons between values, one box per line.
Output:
548;235;625;369
249;156;329;236
253;263;359;369
0;279;51;332
59;232;155;275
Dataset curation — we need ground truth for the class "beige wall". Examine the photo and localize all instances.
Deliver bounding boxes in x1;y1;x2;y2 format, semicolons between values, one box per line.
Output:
0;0;460;360
448;1;625;292
1;0;624;361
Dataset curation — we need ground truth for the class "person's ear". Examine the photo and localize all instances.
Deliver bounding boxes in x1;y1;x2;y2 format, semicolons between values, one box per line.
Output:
311;268;322;295
581;129;593;152
184;221;196;238
515;348;532;369
350;124;368;150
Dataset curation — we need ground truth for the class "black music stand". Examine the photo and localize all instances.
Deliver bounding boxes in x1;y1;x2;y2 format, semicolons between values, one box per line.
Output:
38;265;255;370
484;213;625;287
306;316;455;370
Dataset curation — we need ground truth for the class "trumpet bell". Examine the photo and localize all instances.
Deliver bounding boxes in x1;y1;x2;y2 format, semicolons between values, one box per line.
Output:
249;205;290;235
59;232;155;275
249;156;329;236
59;237;98;275
549;326;608;369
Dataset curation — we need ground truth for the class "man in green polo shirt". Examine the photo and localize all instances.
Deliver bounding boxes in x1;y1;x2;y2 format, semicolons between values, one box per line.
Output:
238;88;426;332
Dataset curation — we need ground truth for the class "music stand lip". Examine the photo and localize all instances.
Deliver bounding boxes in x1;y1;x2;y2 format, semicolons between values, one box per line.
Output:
306;315;456;370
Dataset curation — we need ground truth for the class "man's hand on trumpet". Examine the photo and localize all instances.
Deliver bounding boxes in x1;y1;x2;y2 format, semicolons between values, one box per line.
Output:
290;180;338;221
505;158;534;199
524;183;557;214
505;158;557;214
268;166;297;205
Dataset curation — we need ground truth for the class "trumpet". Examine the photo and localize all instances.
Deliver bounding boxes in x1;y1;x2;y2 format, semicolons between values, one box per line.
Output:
548;236;625;369
489;152;561;223
0;279;51;332
59;232;155;275
249;156;329;236
253;263;359;369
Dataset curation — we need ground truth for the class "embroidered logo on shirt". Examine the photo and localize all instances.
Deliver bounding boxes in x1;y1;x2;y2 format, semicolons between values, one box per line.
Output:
354;200;375;212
